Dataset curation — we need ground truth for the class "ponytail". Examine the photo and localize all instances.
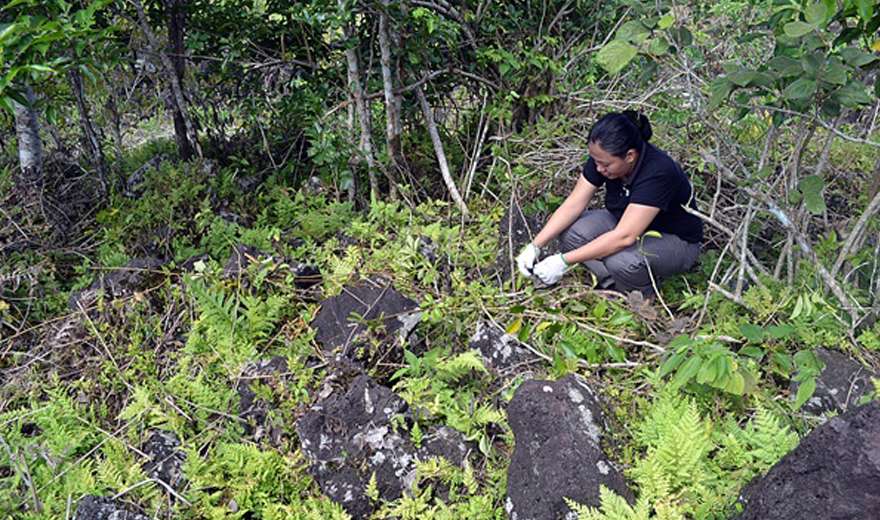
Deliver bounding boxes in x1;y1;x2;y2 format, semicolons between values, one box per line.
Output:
588;111;652;157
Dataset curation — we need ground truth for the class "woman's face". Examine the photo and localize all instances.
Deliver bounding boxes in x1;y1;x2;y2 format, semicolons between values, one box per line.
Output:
589;141;637;180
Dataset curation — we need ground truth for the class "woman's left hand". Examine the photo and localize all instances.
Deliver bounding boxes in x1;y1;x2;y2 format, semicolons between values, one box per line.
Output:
533;253;569;285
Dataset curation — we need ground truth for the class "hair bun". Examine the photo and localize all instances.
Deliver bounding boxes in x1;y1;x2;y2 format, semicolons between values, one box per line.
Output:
623;110;652;142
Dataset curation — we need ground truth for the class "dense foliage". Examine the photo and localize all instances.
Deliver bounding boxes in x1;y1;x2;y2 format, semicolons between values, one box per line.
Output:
1;0;879;518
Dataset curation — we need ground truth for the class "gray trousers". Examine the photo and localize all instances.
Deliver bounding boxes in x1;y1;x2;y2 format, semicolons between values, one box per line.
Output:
558;209;700;295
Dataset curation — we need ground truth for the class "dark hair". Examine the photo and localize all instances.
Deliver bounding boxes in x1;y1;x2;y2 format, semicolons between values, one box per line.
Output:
588;110;652;158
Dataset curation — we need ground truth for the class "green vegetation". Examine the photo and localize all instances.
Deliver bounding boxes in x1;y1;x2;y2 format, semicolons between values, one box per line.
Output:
2;0;879;518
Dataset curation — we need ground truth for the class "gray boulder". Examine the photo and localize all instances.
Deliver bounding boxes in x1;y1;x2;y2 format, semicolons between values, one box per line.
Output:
69;257;165;309
310;278;420;359
74;496;150;520
735;400;880;519
506;375;632;520
470;320;533;374
222;243;321;290
296;375;417;518
236;356;290;444
791;348;877;415
142;430;186;493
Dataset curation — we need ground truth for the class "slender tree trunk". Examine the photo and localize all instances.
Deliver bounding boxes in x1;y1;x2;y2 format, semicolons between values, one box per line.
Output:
13;84;43;186
339;0;379;199
131;0;200;160
416;86;469;216
164;0;193;160
68;68;108;193
378;0;401;198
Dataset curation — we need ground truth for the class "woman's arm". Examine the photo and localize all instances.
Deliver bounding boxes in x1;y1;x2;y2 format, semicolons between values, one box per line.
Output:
561;203;660;264
532;176;598;248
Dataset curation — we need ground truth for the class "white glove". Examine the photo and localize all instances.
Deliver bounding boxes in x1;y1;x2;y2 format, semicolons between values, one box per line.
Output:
516;242;540;277
533;253;570;285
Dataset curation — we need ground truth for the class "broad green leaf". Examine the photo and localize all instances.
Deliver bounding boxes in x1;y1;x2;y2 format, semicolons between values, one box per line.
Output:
617;21;650;43
767;56;802;77
725;371;746;395
799;175;826;214
836;82;872;107
783;21;815;38
739;323;764;343
804;2;828;26
855;0;874;21
767;323;796;339
801;52;823;75
708;78;733;109
0;22;17;44
840;47;878;67
793;377;817;409
729;70;757;87
659;352;686;377
783;78;817;100
697;357;719;385
596;40;638;75
643;230;662;238
822;61;848;85
740;346;765;359
648;38;669;56
658;14;675;30
671;356;702;389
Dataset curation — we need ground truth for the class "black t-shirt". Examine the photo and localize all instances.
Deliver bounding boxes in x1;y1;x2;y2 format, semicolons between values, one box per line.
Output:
582;143;703;243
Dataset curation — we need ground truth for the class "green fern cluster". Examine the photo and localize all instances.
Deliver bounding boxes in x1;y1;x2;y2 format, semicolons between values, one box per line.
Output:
569;389;799;520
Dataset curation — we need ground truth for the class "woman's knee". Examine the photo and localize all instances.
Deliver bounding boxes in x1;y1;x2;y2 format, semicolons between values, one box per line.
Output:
604;252;650;288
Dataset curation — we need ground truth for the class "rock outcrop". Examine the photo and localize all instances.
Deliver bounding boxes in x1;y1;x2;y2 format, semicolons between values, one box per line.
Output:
469;320;533;375
311;278;420;359
74;495;150;520
735;400;880;519
505;375;632;520
790;348;877;415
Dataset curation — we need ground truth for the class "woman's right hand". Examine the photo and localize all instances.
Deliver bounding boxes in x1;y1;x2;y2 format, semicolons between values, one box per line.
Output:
516;242;540;277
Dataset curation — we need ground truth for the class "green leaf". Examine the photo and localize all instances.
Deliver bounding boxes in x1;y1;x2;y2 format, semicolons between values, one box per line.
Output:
782;78;817;100
739;323;764;343
643;230;662;238
697;357;719;385
783;21;815;38
855;0;874;21
767;323;796;339
799;175;826;214
596;41;638;75
740;346;765;359
725;371;746;395
616;21;650;44
804;2;828;26
822;60;849;85
657;14;674;30
839;47;878;67
708;78;733;109
836;82;872;107
767;56;802;77
671;356;702;389
793;377;817;409
659;352;686;377
729;70;758;87
801;52;823;76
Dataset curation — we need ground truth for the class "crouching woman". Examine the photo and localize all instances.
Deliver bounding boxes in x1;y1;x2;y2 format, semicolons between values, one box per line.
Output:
517;111;703;296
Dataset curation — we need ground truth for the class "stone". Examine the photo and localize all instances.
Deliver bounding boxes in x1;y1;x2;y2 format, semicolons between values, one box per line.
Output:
311;277;420;358
221;243;321;289
506;375;632;520
735;401;880;519
141;430;186;493
296;375;417;518
469;321;533;374
495;204;544;282
791;348;877;416
236;356;289;444
417;426;470;467
123;156;163;200
74;495;150;520
69;257;165;309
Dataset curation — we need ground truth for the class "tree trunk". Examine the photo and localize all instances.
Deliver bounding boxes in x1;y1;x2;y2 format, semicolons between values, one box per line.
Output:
68;68;108;193
378;0;401;198
131;0;200;160
339;0;379;199
164;0;194;160
416;86;469;216
13;84;43;186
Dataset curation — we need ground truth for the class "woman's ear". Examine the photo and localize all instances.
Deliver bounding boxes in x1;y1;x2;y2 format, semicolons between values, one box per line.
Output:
626;148;638;164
